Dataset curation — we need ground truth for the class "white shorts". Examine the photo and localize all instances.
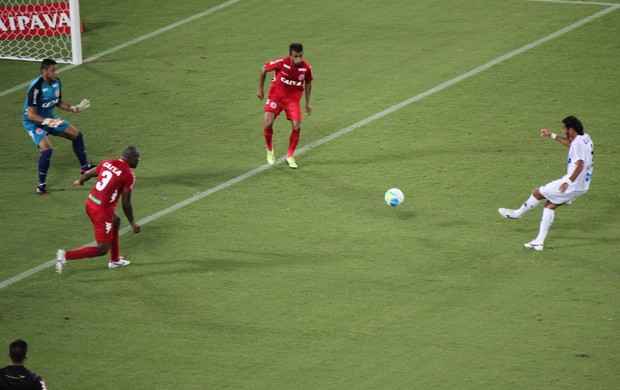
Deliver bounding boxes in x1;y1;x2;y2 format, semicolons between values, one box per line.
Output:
540;179;587;205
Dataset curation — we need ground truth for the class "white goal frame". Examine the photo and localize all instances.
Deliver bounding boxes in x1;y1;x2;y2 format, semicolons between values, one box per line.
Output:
0;0;82;64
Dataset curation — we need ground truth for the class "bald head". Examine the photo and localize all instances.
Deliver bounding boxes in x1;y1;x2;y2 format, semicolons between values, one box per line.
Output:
121;146;140;168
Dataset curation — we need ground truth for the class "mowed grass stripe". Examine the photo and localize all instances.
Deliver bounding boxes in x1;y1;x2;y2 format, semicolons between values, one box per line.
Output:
2;3;616;290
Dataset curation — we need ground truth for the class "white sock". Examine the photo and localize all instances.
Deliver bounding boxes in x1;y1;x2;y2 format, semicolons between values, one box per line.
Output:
533;208;555;244
514;195;540;217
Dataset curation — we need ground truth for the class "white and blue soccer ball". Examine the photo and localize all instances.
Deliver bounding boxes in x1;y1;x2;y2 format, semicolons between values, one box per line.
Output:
384;188;405;207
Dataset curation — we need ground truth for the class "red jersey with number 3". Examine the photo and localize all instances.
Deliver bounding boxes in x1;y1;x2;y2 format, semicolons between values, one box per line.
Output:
88;159;135;209
265;56;313;102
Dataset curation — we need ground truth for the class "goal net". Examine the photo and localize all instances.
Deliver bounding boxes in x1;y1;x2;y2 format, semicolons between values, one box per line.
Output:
0;0;82;64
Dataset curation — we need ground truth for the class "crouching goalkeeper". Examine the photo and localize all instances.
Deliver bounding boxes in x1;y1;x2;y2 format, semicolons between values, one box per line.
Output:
22;58;95;196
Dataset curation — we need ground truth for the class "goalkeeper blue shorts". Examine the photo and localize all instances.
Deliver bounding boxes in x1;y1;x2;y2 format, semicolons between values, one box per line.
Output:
23;117;71;147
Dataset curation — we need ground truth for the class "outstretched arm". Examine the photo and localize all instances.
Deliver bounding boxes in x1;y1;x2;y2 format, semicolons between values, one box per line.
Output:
73;168;98;186
55;99;90;113
56;99;75;112
540;128;571;148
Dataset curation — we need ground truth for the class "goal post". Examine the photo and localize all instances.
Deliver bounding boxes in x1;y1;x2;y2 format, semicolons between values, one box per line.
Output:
0;0;83;64
69;0;81;64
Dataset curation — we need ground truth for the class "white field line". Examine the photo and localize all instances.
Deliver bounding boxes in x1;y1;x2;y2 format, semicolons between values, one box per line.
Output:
0;0;242;98
530;0;619;6
1;2;618;290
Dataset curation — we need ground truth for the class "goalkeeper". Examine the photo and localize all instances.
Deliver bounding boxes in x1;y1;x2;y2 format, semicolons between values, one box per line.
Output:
22;58;94;196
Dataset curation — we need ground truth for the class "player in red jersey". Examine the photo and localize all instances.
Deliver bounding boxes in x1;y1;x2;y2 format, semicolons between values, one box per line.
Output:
55;146;141;273
257;43;313;168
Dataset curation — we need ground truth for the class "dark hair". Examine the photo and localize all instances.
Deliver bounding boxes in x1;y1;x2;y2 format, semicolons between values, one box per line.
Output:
562;115;584;135
289;43;303;54
9;340;28;362
41;58;57;71
122;146;140;160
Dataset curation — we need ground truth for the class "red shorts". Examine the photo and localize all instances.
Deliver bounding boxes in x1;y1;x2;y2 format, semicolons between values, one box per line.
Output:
264;95;302;121
86;201;116;243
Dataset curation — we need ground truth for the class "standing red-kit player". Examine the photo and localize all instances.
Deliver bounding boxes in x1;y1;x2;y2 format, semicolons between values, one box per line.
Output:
257;43;313;169
56;146;141;273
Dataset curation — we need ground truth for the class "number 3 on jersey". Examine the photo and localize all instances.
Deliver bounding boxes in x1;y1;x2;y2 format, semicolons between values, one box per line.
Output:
95;170;113;191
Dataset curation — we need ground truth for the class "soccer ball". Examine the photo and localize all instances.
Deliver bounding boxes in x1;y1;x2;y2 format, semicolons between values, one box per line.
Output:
385;188;405;207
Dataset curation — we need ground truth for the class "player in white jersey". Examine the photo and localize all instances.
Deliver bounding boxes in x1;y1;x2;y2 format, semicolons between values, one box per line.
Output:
498;116;594;251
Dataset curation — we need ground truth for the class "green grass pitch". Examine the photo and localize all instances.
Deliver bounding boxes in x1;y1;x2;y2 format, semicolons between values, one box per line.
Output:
1;0;619;388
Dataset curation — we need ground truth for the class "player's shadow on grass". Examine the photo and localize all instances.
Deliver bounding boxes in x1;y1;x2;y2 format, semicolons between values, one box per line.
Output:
562;234;619;249
73;250;301;283
394;210;415;220
73;256;250;283
82;21;121;34
44;186;69;195
138;169;247;188
300;146;440;167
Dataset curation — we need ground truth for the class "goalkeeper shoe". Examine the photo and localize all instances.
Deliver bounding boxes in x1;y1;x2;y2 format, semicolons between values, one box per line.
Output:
524;242;544;251
285;156;298;169
36;184;47;196
266;149;276;166
109;257;131;269
80;163;96;174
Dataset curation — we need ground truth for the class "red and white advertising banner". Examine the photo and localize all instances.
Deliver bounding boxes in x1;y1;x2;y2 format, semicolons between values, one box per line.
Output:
0;2;82;40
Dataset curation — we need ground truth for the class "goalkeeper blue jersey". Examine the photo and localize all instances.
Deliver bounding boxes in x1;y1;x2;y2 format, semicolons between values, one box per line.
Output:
22;76;63;122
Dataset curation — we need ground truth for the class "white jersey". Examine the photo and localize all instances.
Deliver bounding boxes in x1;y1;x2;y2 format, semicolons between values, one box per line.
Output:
566;133;593;191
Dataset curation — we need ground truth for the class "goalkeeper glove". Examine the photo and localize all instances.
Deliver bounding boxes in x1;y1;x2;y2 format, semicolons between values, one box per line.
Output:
42;118;65;128
71;99;90;112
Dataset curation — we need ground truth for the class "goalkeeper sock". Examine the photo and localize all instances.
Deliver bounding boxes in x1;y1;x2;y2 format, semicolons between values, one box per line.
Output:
38;149;53;185
72;132;89;168
287;129;300;157
514;194;540;217
264;127;273;151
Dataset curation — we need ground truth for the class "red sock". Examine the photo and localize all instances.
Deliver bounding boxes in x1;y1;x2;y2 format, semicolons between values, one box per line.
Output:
66;246;101;260
287;130;300;157
110;226;120;261
264;127;273;151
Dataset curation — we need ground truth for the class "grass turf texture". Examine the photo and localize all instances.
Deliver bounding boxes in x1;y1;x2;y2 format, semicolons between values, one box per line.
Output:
1;0;619;388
